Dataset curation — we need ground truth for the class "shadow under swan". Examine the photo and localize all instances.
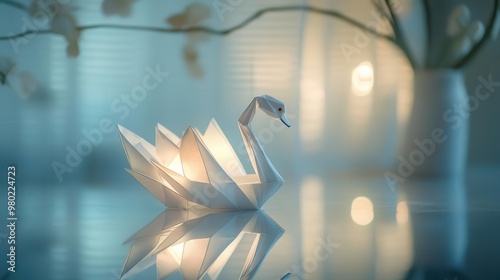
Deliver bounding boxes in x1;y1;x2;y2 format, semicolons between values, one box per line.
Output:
120;210;284;280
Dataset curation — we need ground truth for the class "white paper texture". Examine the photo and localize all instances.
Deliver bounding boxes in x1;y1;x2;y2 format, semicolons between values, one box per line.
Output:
120;210;284;280
118;95;290;209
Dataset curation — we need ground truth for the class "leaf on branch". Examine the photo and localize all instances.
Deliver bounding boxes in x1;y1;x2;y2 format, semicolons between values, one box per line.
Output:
30;1;80;57
0;57;38;100
102;0;137;17
183;43;203;79
10;70;38;100
0;57;15;76
167;14;188;29
166;3;211;29
166;3;211;79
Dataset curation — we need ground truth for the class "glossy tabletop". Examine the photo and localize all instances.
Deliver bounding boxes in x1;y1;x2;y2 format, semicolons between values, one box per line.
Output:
2;167;500;280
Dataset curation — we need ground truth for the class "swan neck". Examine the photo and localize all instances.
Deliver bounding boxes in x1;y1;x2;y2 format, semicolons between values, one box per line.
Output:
238;97;259;127
237;97;281;183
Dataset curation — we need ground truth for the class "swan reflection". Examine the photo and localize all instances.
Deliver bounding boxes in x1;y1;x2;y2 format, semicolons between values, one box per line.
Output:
120;210;284;280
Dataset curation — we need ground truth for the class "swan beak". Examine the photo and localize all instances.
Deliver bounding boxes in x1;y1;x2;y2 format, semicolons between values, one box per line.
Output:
280;115;291;127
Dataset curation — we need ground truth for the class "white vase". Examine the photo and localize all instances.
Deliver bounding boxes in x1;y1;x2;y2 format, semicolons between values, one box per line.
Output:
398;70;468;177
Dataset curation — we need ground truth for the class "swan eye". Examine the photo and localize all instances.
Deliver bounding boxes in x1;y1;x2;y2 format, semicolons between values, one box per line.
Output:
278;107;282;112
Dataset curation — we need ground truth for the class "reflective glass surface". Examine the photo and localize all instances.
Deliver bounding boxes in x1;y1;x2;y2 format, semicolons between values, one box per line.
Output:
4;169;500;280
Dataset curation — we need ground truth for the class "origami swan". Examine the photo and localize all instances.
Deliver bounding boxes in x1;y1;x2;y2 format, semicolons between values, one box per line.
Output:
120;210;284;280
118;95;290;209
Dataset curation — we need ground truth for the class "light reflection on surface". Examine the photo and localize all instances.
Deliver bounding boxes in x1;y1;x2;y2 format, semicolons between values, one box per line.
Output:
351;196;374;226
401;179;468;280
300;176;325;278
12;172;500;280
119;209;284;280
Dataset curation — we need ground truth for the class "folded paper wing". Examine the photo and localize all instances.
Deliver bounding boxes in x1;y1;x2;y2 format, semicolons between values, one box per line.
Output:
120;210;284;280
118;119;283;209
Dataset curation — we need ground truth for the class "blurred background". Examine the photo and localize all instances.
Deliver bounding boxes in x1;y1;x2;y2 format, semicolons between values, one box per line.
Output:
1;0;499;187
0;0;500;279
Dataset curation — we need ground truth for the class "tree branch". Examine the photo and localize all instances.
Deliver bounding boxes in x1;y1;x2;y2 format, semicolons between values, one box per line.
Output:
0;0;28;12
0;6;397;44
453;0;499;68
0;71;6;84
384;0;416;68
423;0;432;67
371;0;394;25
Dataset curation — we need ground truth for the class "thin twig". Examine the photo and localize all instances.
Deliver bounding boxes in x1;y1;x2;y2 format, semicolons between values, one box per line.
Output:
0;6;397;44
370;0;397;39
371;0;394;25
453;0;499;68
0;71;6;84
385;0;416;68
423;0;432;68
0;29;51;41
0;0;28;12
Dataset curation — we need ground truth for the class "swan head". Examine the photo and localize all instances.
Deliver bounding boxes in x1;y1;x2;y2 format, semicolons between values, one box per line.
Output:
257;95;291;127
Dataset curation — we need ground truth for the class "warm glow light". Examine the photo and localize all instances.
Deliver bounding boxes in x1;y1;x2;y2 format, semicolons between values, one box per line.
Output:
351;61;374;96
351;196;374;226
396;201;409;225
118;95;289;209
300;177;324;273
299;13;326;149
206;233;246;279
168;243;184;264
167;154;184;175
120;211;284;280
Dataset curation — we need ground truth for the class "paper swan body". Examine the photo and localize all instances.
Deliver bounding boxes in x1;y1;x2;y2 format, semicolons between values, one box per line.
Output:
118;95;290;209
